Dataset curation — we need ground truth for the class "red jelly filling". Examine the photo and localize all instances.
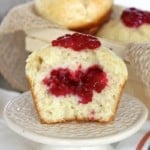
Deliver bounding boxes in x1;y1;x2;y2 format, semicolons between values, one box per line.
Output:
121;7;150;28
52;33;101;51
43;65;107;104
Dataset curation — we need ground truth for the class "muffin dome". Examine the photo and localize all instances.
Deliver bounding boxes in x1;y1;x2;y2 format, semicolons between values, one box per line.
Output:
97;7;150;43
35;0;113;33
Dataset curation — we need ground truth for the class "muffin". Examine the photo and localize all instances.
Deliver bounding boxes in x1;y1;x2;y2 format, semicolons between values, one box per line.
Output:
35;0;113;34
97;7;150;44
26;32;128;124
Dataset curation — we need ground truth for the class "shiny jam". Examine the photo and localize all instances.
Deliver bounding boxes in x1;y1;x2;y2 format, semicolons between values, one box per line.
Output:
52;33;101;51
121;7;150;28
43;65;107;104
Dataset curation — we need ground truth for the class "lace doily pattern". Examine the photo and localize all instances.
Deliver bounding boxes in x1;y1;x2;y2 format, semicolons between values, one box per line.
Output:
4;92;148;145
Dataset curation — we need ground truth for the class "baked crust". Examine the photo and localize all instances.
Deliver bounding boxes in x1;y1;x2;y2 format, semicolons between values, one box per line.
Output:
35;0;113;34
71;8;112;34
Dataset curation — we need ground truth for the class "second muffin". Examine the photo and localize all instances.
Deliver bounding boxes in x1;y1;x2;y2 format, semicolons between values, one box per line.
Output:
97;7;150;44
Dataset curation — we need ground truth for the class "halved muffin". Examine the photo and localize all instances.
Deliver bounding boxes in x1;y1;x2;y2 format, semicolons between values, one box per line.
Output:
26;33;128;124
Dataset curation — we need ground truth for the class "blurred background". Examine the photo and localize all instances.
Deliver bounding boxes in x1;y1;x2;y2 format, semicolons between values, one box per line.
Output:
0;0;29;21
0;0;149;22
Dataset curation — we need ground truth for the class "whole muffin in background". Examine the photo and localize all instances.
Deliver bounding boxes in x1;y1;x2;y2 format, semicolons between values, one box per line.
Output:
97;7;150;44
35;0;113;34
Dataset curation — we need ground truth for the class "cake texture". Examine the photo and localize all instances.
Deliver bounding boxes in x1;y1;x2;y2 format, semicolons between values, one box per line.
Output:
35;0;113;34
26;33;128;124
97;7;150;44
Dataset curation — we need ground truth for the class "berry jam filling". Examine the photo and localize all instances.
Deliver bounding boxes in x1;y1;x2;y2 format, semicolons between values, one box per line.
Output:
52;33;101;51
43;65;107;104
121;7;150;28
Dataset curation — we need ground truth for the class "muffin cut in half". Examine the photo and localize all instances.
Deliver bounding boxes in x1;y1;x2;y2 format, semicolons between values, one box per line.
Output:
26;32;128;124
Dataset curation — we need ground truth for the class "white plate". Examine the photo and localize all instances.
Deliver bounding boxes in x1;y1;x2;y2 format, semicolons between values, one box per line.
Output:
3;92;148;146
